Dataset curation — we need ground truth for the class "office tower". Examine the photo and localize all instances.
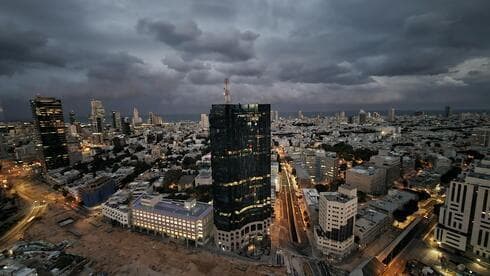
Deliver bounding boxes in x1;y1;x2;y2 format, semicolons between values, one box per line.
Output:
359;109;367;124
90;99;105;133
444;106;451;118
111;111;121;130
388;108;395;122
148;112;162;125
30;96;69;170
121;117;131;135
315;185;357;259
274;110;279;121
69;110;76;124
210;103;271;251
132;107;142;126
298;110;304;119
200;113;209;129
435;158;490;260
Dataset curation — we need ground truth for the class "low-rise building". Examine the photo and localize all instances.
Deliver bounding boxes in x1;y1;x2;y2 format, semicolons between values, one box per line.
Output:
195;169;212;186
102;190;131;227
131;195;213;246
346;166;386;195
78;176;117;207
354;208;390;247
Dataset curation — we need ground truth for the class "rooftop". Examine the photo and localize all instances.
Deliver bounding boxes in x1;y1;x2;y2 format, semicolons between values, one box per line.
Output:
132;195;212;220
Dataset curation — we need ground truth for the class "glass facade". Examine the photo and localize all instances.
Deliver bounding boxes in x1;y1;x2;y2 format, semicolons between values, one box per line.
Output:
210;104;272;232
30;96;69;170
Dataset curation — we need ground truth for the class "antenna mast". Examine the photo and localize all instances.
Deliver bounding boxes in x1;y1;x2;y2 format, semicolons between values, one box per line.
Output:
224;78;231;104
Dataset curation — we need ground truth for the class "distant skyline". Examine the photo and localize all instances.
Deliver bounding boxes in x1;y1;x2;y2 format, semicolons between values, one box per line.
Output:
1;0;490;121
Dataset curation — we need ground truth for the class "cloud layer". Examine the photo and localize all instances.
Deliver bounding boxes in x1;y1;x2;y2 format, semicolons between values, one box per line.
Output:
0;0;489;120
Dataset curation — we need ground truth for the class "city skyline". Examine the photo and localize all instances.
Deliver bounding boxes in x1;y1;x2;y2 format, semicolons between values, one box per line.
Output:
1;0;490;121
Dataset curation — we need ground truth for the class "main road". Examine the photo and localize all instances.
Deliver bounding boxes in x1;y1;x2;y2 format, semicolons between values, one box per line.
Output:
0;176;63;250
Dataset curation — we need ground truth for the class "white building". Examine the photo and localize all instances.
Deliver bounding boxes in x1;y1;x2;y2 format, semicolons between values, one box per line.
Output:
102;190;131;227
131;195;214;246
435;158;490;260
315;185;357;259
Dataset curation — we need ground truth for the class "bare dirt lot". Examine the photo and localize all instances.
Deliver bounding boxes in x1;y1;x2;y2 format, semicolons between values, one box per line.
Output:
24;203;285;276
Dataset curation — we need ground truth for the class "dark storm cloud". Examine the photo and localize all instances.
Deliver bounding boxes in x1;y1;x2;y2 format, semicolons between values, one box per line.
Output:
0;23;66;75
1;0;489;121
137;18;259;62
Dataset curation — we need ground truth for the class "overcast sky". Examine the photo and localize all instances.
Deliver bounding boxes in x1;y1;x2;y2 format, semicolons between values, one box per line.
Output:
1;0;489;120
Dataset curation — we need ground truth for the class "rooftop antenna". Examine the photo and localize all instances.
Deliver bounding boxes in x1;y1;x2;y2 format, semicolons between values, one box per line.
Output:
224;78;231;104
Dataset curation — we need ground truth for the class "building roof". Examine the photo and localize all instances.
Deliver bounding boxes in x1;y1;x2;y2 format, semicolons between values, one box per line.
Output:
132;195;212;221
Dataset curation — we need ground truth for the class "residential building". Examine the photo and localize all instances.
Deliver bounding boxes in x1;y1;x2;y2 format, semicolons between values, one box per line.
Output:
435;158;490;260
30;96;69;170
210;103;272;251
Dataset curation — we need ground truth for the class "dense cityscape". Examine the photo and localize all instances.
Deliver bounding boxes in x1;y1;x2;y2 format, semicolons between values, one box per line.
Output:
1;91;489;275
1;1;490;276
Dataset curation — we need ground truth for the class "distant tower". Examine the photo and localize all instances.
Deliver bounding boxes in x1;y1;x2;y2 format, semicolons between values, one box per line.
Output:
224;78;231;104
388;108;395;122
444;106;451;118
69;110;76;124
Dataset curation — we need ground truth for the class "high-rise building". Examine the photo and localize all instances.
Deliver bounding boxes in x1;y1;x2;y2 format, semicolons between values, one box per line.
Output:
132;107;142;126
388;108;395;122
435;158;490;261
200;113;209;129
210;103;271;251
315;185;357;259
30;96;69;170
69;110;76;125
111;111;121;130
298;110;304;119
90;99;105;133
444;106;451;118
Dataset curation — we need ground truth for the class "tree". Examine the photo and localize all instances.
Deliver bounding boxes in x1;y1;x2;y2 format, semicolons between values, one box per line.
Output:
315;184;328;193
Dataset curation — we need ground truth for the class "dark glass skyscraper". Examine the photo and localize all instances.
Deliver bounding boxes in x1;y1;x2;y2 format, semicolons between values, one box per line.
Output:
30;96;69;170
210;104;271;251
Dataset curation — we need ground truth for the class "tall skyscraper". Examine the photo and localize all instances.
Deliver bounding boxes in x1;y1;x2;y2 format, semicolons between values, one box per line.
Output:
435;158;490;261
111;111;121;130
315;185;357;259
210;104;272;251
90;99;106;133
388;108;395;122
298;110;304;119
30;96;69;170
444;106;452;118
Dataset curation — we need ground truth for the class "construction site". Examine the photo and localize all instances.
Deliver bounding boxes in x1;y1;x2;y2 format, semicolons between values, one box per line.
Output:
22;201;285;275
